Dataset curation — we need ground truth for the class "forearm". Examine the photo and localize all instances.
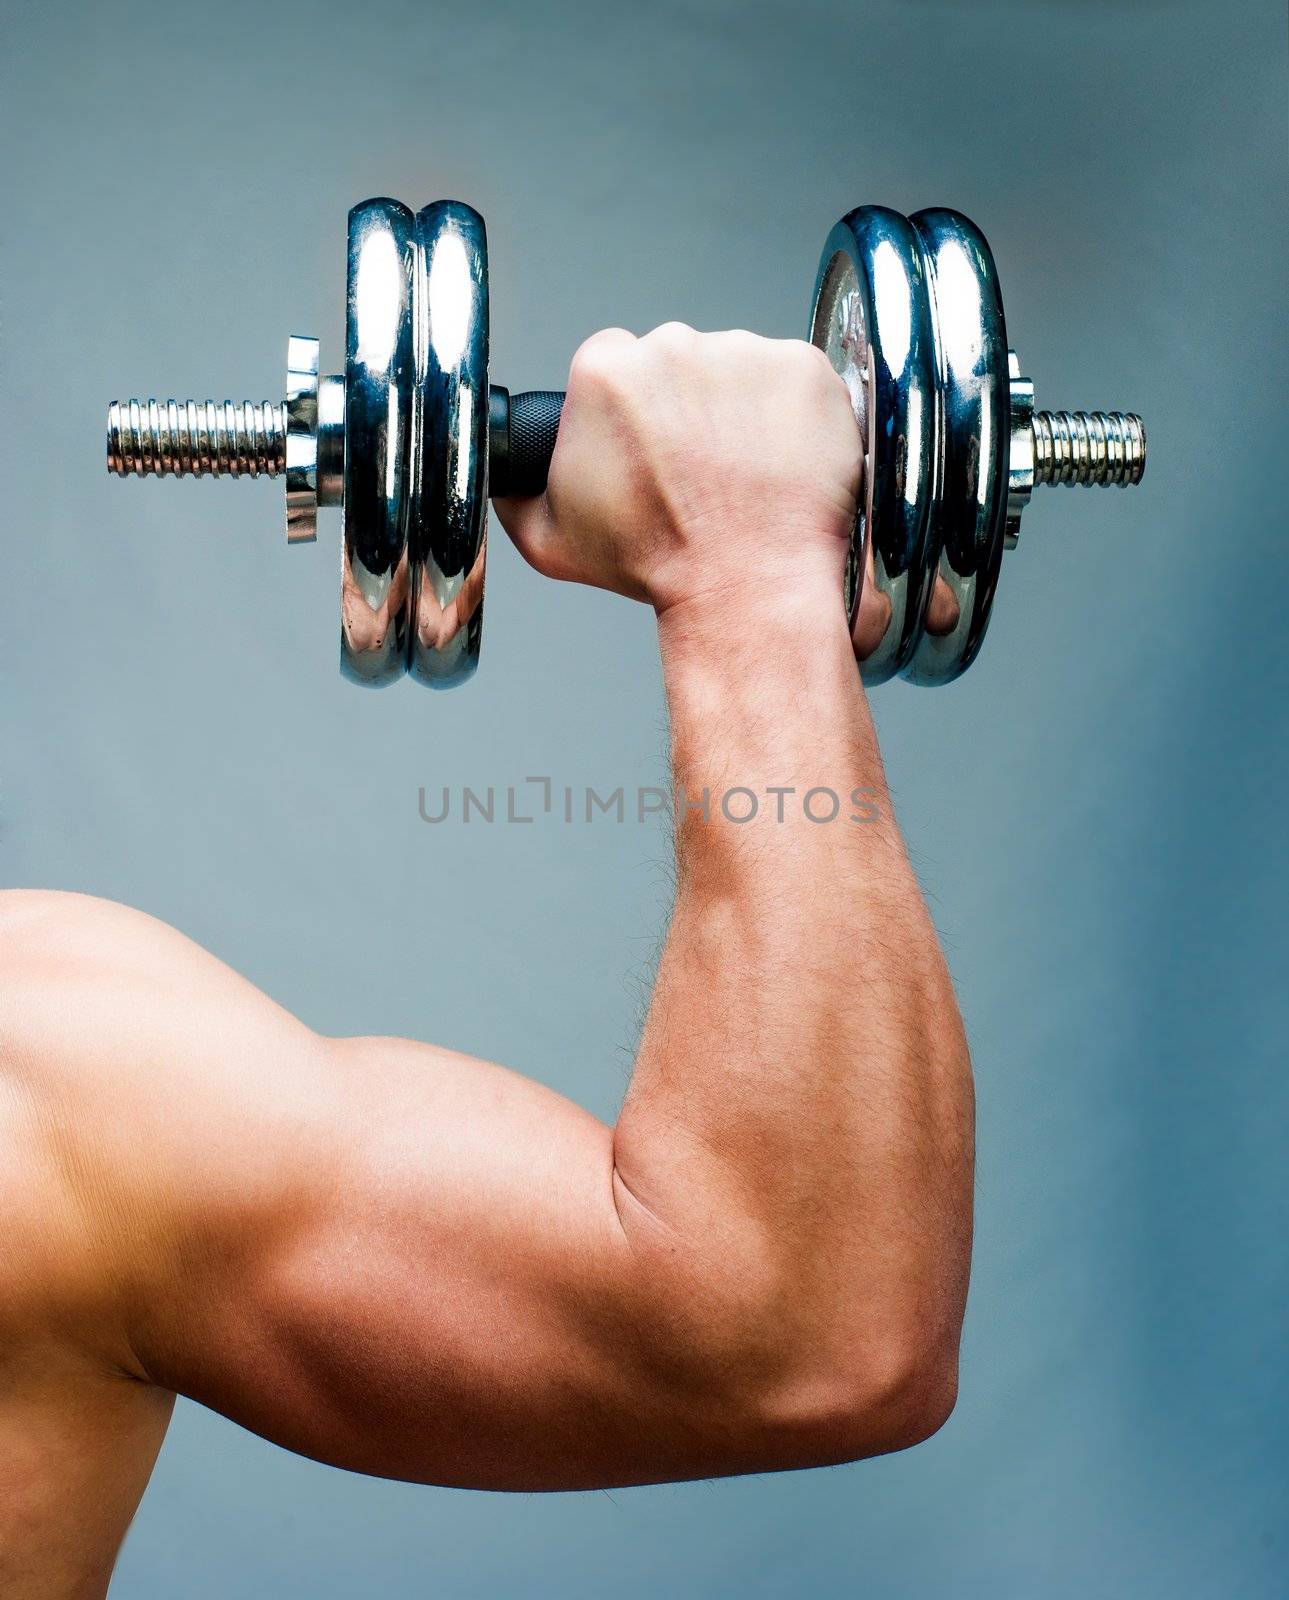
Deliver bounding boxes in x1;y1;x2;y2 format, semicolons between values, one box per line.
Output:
613;577;973;1444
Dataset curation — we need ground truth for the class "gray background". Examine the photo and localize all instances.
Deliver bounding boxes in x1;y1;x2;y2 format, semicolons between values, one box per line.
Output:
3;1;1286;1594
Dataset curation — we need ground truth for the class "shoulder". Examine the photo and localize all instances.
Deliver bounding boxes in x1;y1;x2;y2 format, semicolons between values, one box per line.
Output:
0;888;316;1075
0;887;194;982
0;889;333;1377
0;890;224;1117
0;886;332;1181
0;892;154;1371
0;890;191;1036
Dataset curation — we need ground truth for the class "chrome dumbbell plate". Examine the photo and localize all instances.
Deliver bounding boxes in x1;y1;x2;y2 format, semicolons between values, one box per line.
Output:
340;198;490;688
905;208;1010;685
407;201;489;688
810;208;939;684
341;198;417;685
810;206;1011;686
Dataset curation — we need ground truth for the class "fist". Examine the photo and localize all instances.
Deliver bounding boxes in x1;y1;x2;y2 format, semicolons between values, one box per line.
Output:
492;324;861;619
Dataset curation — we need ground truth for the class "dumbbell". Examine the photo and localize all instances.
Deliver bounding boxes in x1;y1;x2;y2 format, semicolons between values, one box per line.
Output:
106;197;1146;687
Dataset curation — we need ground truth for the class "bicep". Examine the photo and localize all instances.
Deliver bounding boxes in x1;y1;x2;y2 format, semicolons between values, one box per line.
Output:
152;1033;660;1490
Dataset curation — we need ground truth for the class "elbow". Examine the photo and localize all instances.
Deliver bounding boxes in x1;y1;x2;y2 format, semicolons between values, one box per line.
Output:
665;1271;963;1473
747;1322;961;1468
807;1335;960;1462
620;1197;968;1473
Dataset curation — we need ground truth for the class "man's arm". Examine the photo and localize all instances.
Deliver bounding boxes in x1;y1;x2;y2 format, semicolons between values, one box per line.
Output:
3;327;972;1491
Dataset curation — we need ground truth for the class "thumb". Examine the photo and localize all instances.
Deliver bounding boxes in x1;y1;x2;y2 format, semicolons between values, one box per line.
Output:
492;491;562;580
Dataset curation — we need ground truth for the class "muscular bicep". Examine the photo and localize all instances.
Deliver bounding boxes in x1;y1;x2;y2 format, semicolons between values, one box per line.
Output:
147;1033;665;1490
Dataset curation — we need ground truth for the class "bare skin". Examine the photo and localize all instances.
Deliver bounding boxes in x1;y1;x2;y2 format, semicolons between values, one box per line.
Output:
0;326;973;1598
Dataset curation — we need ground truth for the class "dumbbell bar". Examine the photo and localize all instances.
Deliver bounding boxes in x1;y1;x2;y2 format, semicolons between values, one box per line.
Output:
106;198;1145;688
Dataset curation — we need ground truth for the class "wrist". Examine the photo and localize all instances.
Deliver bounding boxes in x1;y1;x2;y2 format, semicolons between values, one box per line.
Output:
656;567;873;802
655;563;892;881
656;566;852;678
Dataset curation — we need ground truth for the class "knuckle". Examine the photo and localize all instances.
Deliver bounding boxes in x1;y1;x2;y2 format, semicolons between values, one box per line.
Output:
648;320;698;351
708;327;762;365
786;337;834;380
568;328;633;392
787;340;851;415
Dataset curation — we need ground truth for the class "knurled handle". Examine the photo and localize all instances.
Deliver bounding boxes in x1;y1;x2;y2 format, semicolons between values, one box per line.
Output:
488;387;565;497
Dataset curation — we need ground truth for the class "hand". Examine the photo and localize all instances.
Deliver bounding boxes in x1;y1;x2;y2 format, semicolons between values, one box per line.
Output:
493;324;862;619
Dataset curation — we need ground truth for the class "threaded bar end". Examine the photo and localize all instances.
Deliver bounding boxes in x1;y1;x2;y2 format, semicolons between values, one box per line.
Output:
1032;410;1145;487
107;399;287;479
